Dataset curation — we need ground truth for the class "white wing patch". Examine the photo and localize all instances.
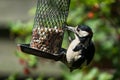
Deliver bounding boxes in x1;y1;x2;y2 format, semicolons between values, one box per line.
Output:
74;53;82;61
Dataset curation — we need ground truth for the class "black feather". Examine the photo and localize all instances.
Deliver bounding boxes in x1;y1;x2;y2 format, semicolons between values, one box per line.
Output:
70;55;85;71
83;42;95;65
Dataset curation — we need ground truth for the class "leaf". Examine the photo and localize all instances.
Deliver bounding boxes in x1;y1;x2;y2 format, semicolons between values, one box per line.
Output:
62;31;69;49
84;68;99;80
98;72;113;80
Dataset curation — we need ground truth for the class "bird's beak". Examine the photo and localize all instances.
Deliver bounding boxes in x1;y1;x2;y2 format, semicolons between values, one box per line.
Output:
65;26;76;33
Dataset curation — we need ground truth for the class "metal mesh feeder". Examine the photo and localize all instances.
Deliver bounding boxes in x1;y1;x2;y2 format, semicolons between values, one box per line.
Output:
18;0;70;60
30;0;70;54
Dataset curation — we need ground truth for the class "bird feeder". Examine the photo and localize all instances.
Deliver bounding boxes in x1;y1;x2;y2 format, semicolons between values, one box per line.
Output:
18;0;70;60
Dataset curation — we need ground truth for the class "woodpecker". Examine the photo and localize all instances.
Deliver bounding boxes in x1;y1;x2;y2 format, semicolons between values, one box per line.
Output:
65;25;95;71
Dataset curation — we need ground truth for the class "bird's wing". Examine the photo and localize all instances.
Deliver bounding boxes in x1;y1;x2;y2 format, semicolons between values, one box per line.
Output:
86;42;95;65
17;44;67;61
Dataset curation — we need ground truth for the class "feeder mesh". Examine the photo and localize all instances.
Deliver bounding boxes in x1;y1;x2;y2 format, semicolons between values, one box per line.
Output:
34;0;70;28
30;0;70;54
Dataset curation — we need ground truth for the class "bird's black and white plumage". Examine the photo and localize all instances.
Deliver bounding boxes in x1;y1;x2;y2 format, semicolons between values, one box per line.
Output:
65;25;95;71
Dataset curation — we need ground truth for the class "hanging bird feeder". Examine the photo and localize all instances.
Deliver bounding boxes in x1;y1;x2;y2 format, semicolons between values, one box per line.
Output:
18;0;70;61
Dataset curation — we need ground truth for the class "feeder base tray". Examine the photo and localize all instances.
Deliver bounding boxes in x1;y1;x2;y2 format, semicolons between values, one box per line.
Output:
17;44;66;61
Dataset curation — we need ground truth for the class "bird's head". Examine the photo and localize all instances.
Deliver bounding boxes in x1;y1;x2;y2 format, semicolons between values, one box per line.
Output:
66;25;93;48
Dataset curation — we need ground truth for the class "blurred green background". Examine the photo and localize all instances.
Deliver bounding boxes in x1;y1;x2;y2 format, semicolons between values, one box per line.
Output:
0;0;120;80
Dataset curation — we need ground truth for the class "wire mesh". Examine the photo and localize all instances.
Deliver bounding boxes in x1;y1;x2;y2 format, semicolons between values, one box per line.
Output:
30;0;70;54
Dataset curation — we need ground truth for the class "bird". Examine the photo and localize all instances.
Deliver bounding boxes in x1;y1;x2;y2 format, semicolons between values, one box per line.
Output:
64;25;95;71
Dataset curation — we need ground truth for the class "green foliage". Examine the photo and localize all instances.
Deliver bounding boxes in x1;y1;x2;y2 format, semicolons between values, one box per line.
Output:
7;73;18;80
9;21;33;36
26;77;33;80
62;68;113;80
